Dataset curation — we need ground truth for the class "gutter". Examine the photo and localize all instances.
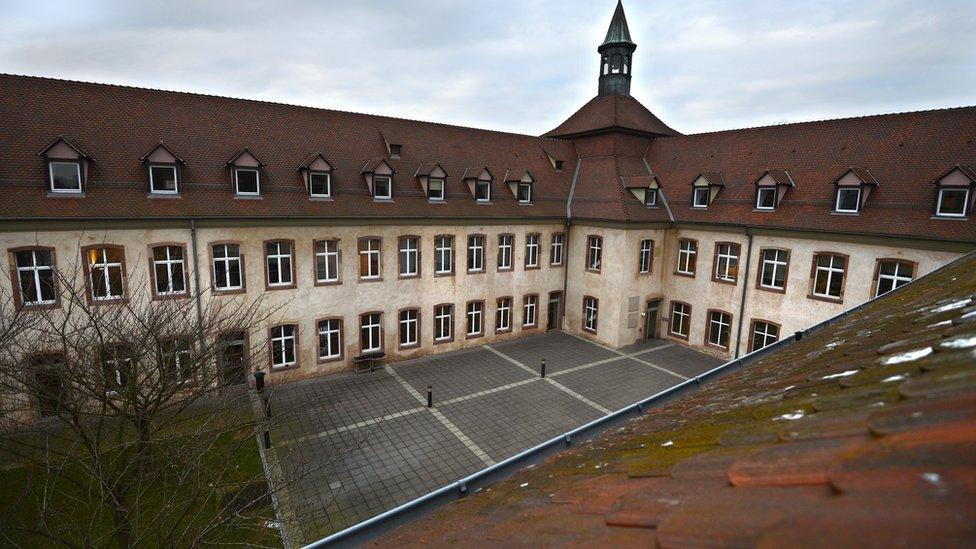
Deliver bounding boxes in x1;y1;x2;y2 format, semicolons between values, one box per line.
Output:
733;228;753;358
303;249;972;548
560;156;582;327
189;219;206;353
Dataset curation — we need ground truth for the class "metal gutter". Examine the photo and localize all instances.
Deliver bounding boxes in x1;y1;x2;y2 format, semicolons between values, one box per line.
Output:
733;229;753;358
189;219;206;354
560;156;582;327
303;250;971;548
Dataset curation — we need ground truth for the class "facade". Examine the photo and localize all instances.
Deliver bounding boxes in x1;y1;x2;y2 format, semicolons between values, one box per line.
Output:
2;1;975;394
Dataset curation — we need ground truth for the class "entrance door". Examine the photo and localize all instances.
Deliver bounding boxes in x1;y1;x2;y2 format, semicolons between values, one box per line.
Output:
645;300;660;340
547;291;562;331
219;332;247;386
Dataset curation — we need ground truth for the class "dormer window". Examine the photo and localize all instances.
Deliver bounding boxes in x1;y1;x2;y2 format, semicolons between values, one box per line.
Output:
299;153;335;199
692;187;710;208
361;157;397;201
644;188;658;206
50;161;82;193
475;180;491;202
38;136;93;195
505;169;534;204
691;173;723;209
389;144;402;159
831;168;877;214
415;162;448;202
517;182;532;203
624;175;662;208
226;148;265;197
140;142;185;195
554;160;564;172
932;166;975;218
756;187;776;210
428;178;445;201
835;187;861;213
753;170;794;211
937;187;969;217
463;166;494;203
150;166;178;194
373;175;392;199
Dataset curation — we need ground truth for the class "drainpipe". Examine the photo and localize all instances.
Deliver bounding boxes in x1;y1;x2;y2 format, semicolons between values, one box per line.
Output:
189;219;206;353
734;228;753;358
561;156;582;329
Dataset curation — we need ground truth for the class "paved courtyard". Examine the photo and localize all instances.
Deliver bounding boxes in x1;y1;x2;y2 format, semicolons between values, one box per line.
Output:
267;330;723;541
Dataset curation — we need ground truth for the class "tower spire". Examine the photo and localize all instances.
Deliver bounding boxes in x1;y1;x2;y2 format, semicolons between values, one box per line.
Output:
597;0;637;96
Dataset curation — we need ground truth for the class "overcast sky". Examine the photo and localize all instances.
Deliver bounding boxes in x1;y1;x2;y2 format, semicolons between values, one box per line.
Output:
1;0;974;135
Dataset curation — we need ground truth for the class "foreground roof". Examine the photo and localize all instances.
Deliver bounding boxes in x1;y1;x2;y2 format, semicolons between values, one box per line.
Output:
381;253;976;546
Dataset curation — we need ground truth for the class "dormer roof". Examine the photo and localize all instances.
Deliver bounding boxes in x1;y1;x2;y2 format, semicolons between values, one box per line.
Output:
931;164;976;185
139;142;186;165
297;152;334;171
462;166;493;180
415;162;449;178
621;174;659;188
361;157;397;174
754;169;794;186
37;136;94;161
694;172;725;187
832;167;878;186
504;169;534;183
225;147;265;167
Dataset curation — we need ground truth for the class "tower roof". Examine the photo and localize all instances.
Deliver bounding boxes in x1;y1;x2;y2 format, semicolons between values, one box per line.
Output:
544;93;680;138
601;0;635;47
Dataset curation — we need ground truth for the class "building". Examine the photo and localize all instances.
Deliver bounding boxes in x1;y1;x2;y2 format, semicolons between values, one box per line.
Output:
2;1;974;398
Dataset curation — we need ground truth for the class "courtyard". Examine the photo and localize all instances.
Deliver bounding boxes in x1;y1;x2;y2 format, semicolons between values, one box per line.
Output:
267;330;723;541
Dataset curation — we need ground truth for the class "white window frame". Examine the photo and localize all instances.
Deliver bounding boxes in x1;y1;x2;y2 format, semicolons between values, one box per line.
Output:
265;241;293;287
498;235;513;270
466;302;484;336
714;243;739;282
586;236;602;271
517;182;532;203
88;247;125;301
318;319;342;360
670;302;690;338
550;233;564;266
475;180;491;202
644;188;657;207
434;305;453;341
315;240;340;283
149;165;179;194
373;175;392;200
834;187;861;213
759;249;788;290
48;161;83;194
163;339;194;384
15;249;56;306
399;236;419;277
234;168;261;196
707;311;731;348
152;245;186;295
496;298;512;332
428;178;445;201
435;236;454;275
812;254;846;299
212;244;243;291
467;235;484;272
639;239;653;273
756;187;776;210
523;295;538;327
359;238;382;280
936;187;969;217
583;297;598;332
752;321;779;351
399;309;419;347
270;325;296;369
876;261;914;297
525;234;539;268
692;187;710;208
676;240;697;275
309;171;332;198
361;313;382;352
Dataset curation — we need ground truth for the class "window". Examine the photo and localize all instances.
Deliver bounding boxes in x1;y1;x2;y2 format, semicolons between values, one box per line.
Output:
496;297;512;332
309;171;331;197
676;239;697;276
751;320;779;352
669;302;690;339
359;238;381;280
86;246;125;301
399;236;420;278
475;180;491;202
758;249;789;291
360;313;383;352
583;296;598;333
713;243;740;283
101;344;133;392
706;310;731;349
149;165;178;194
756;187;776;210
692;187;710;208
49;161;82;193
428;178;445;201
212;244;243;291
161;339;194;384
435;235;454;275
644;188;658;207
270;325;297;369
497;235;513;270
389;144;402;159
554;160;564;171
550;233;564;266
373;175;392;199
525;234;540;268
151;245;187;296
318;319;342;360
638;239;653;274
876;260;915;297
265;241;294;288
467;235;485;272
13;248;56;307
399;309;419;347
936;187;969;217
523;295;538;327
586;235;602;271
234;168;260;195
517;182;532;203
314;239;340;284
834;187;861;213
466;301;484;336
811;253;847;300
434;304;453;342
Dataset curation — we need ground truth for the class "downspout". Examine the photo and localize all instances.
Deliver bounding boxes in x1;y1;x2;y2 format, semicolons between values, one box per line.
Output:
189;219;206;353
734;228;753;358
561;155;582;328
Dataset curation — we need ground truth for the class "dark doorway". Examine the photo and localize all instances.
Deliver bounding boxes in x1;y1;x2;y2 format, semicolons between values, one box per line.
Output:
219;332;248;386
547;291;562;331
645;299;661;340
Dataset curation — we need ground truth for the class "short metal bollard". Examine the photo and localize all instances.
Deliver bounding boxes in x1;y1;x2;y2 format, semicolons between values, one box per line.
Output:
540;358;547;378
427;385;433;408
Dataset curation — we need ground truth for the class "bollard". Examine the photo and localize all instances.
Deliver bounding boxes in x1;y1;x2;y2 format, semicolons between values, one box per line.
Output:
541;358;547;378
427;385;433;408
254;371;266;393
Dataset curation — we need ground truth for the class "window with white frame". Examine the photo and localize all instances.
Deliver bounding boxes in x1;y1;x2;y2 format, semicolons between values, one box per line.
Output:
212;244;243;290
586;235;602;271
676;239;697;275
876;260;915;297
756;187;776;210
669;302;690;338
759;249;789;290
399;236;419;277
359;238;381;279
14;249;56;306
434;305;453;341
435;235;454;274
149;165;178;194
49;161;82;193
234;168;260;195
751;321;779;352
152;245;186;296
270;325;297;369
360;313;383;352
583;296;598;333
525;234;540;268
161;338;194;383
714;243;739;283
707;311;731;348
517;182;532;203
467;235;485;272
466;301;484;336
523;295;538;327
496;297;512;331
314;239;340;283
428;178;445;201
644;188;657;207
550;233;564;266
101;344;132;392
638;239;653;273
475;180;491;202
309;171;331;197
834;187;861;213
812;253;847;300
318;319;342;360
399;309;419;347
936;187;969;217
498;235;513;270
692;187;710;208
373;175;392;199
86;247;125;301
265;241;294;287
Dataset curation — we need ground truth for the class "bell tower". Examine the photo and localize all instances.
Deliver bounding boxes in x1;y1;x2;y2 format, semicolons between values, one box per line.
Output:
598;0;636;97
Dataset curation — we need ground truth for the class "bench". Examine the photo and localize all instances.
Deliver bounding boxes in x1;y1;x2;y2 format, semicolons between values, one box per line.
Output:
353;352;386;373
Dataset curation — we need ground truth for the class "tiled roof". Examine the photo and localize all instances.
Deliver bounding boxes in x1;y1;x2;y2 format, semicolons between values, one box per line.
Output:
544;94;680;138
380;252;976;546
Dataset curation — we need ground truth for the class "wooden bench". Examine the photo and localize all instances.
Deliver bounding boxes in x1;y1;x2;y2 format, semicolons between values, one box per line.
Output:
353;352;386;373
